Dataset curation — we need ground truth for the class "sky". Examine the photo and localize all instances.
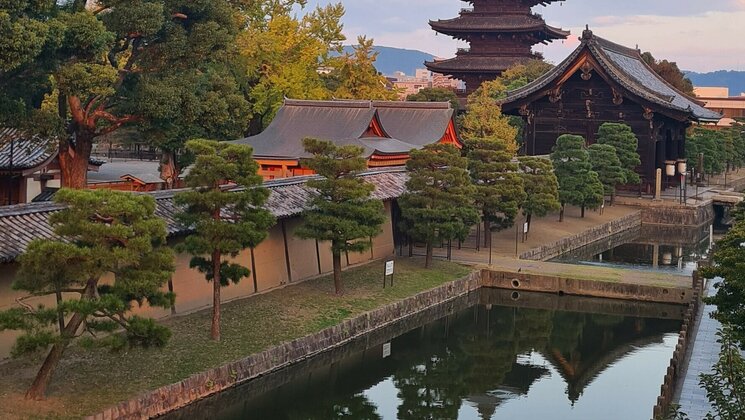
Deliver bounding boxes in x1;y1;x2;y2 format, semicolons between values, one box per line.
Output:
306;0;745;72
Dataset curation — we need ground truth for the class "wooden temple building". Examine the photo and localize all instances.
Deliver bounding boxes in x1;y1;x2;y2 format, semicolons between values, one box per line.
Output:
425;0;569;94
231;99;461;179
500;28;721;193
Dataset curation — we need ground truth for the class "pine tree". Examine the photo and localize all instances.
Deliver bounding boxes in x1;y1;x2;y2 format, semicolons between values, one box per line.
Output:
407;87;460;111
175;140;275;341
0;189;175;400
465;138;526;247
295;138;385;295
550;135;604;220
399;144;479;268
596;123;642;186
518;157;561;234
588;143;626;205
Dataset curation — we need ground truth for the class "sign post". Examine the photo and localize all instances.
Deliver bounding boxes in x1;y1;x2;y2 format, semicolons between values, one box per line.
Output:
383;260;394;288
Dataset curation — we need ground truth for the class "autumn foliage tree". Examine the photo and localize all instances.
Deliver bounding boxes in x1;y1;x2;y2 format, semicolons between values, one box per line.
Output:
0;189;175;400
0;0;248;188
465;138;526;247
175;140;274;340
459;79;518;154
550;135;604;220
328;36;399;101
641;51;695;95
295;138;385;295
399;144;479;268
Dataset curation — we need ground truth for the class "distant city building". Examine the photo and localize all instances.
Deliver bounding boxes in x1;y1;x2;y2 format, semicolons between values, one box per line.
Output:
426;0;569;95
387;68;463;99
694;87;745;128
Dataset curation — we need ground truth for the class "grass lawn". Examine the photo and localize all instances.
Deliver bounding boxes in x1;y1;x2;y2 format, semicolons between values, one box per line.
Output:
0;257;471;419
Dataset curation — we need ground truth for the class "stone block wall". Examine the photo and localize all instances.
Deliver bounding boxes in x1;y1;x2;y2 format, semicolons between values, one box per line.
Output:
519;211;642;261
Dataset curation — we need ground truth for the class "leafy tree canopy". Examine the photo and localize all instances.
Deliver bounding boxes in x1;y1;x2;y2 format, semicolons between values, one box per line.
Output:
459;79;518;154
0;188;175;399
588;143;626;199
687;127;726;176
550;134;604;216
596;123;641;185
500;60;554;91
518;156;561;225
326;36;399;101
399;143;479;267
407;87;460;112
295;138;385;294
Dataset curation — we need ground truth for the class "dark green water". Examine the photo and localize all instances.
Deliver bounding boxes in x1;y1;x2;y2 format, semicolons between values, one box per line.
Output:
164;291;682;420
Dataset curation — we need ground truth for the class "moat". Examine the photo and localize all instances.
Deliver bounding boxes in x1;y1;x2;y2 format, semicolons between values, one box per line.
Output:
163;289;683;420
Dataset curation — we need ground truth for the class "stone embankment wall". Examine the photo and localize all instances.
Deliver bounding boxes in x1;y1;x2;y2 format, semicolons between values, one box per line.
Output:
482;270;692;304
88;271;482;420
519;211;642;261
652;272;704;419
641;202;714;227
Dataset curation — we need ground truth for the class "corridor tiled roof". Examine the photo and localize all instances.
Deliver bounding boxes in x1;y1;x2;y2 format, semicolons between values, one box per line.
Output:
0;128;57;171
0;168;409;263
500;29;722;122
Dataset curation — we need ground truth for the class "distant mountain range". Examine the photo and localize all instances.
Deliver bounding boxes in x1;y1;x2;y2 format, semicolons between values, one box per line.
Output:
685;71;745;96
340;46;435;77
346;45;745;95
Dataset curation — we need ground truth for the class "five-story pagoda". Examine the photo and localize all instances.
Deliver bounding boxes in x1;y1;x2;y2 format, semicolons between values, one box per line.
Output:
426;0;569;94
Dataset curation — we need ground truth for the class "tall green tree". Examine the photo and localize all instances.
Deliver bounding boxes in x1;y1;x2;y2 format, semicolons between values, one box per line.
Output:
0;0;249;189
399;144;479;268
517;157;560;233
499;60;554;91
458;79;518;154
550;135;604;220
588;143;626;205
175;140;275;340
295;138;385;295
0;189;175;400
698;327;745;419
328;36;398;101
465;138;526;247
687;127;726;180
596;123;642;186
406;87;460;111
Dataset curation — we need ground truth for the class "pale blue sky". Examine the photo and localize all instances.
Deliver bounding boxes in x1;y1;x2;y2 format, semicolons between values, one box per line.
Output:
307;0;745;72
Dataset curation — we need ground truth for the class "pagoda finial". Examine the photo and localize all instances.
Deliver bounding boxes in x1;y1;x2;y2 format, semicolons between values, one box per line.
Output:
582;25;593;40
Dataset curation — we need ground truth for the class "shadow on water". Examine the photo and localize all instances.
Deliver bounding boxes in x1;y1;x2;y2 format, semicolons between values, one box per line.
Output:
162;289;682;420
551;223;712;275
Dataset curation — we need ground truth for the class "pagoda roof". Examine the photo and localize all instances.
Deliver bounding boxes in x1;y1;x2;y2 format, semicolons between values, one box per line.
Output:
426;55;536;75
460;0;566;4
430;14;569;40
500;28;721;122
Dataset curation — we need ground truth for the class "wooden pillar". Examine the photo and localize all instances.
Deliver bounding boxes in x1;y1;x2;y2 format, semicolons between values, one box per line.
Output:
250;247;258;293
315;239;322;274
654;168;662;201
281;220;292;284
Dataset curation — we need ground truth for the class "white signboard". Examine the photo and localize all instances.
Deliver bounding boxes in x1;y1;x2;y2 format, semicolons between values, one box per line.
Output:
382;342;391;358
523;222;529;234
385;260;394;276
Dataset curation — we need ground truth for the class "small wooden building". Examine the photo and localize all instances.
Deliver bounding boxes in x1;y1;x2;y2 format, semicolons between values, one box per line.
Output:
231;99;461;180
500;28;721;192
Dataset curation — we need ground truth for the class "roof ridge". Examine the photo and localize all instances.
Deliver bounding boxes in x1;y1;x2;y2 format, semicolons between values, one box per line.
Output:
372;101;451;110
284;98;372;109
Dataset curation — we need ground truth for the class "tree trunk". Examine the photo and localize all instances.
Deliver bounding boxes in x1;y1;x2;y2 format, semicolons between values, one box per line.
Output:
159;151;180;189
25;279;96;400
58;133;94;189
332;251;343;295
610;190;616;206
581;205;586;218
211;250;221;341
559;204;565;222
526;213;532;236
483;220;491;248
425;242;433;268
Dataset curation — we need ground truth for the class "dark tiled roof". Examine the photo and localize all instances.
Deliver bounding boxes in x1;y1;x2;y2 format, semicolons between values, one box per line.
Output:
31;188;59;203
0;128;57;171
430;14;569;39
0;168;409;263
426;55;535;74
500;30;722;122
230;99;456;159
374;101;457;147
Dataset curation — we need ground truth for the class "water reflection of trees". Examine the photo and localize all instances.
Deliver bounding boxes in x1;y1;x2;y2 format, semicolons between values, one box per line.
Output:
390;305;679;419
